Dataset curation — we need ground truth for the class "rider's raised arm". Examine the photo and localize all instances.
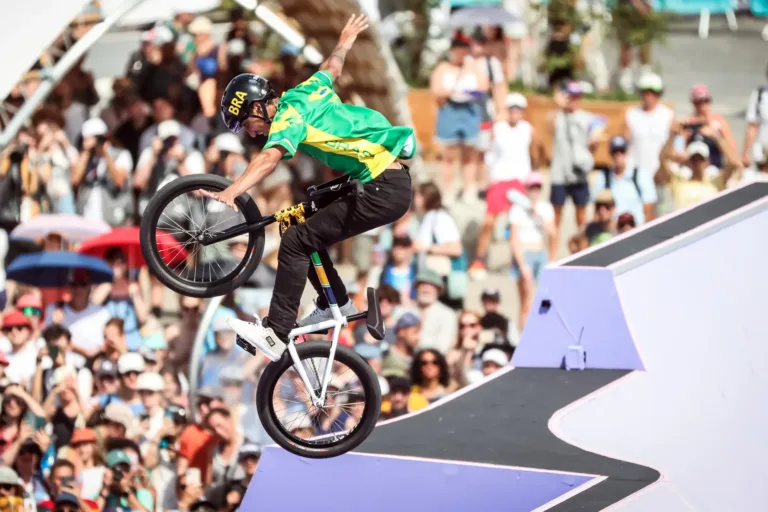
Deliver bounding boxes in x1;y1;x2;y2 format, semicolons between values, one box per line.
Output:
227;146;287;198
319;14;369;82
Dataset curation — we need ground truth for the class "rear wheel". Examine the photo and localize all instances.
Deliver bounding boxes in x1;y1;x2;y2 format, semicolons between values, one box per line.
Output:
256;341;382;458
139;174;265;298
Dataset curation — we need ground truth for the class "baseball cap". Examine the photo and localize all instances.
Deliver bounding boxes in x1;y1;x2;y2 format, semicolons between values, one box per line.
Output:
82;118;108;138
105;449;132;468
104;402;134;431
157;120;182;139
197;386;225;401
214;133;245;154
97;360;119;378
482;348;510;367
637;73;663;93
142;25;175;45
563;81;583;97
136;372;165;392
524;171;544;188
609;135;629;154
415;268;443;290
687;140;710;159
70;428;97;445
395;312;420;331
15;294;42;310
505;92;527;109
481;288;501;302
55;492;80;507
118;352;145;374
2;310;31;329
142;332;168;351
0;466;21;487
188;16;213;35
690;84;711;102
238;443;262;460
617;212;637;228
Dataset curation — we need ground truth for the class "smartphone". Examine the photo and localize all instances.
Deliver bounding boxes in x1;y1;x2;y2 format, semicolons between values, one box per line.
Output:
185;468;202;488
61;476;75;488
48;345;59;360
24;411;47;430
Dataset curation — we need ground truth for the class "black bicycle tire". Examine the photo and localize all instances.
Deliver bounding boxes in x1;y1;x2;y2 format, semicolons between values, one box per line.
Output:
256;341;382;459
139;174;265;298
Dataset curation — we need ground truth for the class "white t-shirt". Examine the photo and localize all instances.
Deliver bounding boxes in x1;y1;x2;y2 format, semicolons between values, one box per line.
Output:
486;120;533;183
625;104;674;175
509;201;554;248
417;210;461;248
746;86;768;144
44;303;111;368
0;337;42;386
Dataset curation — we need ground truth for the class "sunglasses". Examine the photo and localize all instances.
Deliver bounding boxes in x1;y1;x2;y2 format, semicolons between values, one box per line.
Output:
21;307;41;317
595;202;615;210
2;325;28;334
69;282;90;288
0;483;16;492
460;322;479;329
419;359;438;367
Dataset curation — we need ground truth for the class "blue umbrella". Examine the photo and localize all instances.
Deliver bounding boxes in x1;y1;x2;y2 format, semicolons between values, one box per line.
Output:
7;251;113;287
449;6;519;27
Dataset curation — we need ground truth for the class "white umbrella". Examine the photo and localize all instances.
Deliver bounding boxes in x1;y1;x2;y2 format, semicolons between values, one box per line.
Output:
100;0;222;27
10;214;111;243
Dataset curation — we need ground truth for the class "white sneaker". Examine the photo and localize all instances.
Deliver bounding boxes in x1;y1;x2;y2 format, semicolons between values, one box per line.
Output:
297;300;359;327
228;317;287;363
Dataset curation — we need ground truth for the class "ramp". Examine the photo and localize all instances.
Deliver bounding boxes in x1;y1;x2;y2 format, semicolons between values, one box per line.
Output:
242;182;768;511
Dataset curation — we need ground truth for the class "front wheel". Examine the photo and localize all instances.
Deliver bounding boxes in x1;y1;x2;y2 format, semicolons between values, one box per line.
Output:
256;341;382;458
139;174;265;298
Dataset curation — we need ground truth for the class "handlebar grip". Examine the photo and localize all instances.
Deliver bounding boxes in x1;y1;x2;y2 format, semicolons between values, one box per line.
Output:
353;180;364;198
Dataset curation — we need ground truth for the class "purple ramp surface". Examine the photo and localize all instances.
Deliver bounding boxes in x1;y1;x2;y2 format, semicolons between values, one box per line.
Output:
512;267;643;370
243;447;595;512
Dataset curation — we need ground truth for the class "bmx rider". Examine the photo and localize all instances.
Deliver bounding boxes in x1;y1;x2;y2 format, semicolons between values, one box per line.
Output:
202;14;416;361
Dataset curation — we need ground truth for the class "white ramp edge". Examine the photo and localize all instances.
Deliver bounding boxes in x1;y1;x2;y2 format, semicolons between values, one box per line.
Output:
550;200;768;511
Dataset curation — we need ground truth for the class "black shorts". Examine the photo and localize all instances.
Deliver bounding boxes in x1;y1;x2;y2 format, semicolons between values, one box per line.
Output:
550;183;590;207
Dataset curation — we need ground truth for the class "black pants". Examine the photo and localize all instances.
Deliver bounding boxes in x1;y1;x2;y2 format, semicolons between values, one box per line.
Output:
268;168;413;337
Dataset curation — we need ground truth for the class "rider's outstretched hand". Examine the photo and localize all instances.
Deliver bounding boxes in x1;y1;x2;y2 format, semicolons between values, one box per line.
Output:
199;188;239;213
338;14;369;48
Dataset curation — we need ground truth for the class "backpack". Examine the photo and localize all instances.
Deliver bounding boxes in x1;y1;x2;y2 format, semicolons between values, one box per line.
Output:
603;167;642;200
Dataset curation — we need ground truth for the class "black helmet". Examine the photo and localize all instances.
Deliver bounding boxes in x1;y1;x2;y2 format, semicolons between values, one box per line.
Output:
220;73;276;133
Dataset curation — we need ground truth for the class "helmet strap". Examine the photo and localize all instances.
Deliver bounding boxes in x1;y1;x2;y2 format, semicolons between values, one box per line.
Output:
251;100;272;124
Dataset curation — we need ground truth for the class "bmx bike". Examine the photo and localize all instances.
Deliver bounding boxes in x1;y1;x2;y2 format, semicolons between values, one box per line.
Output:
139;173;385;458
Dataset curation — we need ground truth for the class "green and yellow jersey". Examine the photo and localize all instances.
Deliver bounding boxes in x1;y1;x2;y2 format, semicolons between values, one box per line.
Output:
262;70;416;184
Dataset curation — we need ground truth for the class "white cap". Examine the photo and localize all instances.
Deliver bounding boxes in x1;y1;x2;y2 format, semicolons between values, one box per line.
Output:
228;38;246;56
188;16;213;35
142;25;175;45
214;133;245;154
157;120;182;139
482;348;509;367
505;92;527;109
118;352;146;374
82;118;108;138
136;372;165;392
687;140;710;159
637;72;663;93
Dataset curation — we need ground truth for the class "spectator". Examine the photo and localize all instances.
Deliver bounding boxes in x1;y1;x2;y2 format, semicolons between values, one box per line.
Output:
381;312;421;377
682;85;740;173
138;98;197;154
623;73;673;196
226;6;258;58
113;94;153;166
410;270;457;354
116;352;145;415
509;172;556;327
478;289;512;338
98;449;152;511
203;133;248;179
0;466;26;510
44;271;111;370
71;118;133;227
205;408;243;489
739;142;768;185
592;135;657;225
446;310;483;387
429;37;485;201
410;349;451;404
134;119;205;216
35;325;92;404
615;0;655;92
380;376;427;420
472;92;544;280
0;310;40;387
569;189;618;253
97;402;135;441
16;294;43;337
550;81;600;230
656;125;734;211
617;212;637;234
235;443;260;487
136;372;166;445
188;16;227;120
0;384;46;462
92;249;148;351
41;458;76;508
413;183;465;306
13;436;48;507
199;310;248;388
89;361;120;411
176;389;221;483
743;63;768;168
42;367;84;450
480;347;510;377
69;428;104;501
378;235;417;305
30;107;78;215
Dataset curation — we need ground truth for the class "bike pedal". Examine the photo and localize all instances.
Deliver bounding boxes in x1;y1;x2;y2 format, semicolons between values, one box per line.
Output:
236;335;257;356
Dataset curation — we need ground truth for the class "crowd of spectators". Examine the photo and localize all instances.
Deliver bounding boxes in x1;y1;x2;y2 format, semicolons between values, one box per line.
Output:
0;2;767;512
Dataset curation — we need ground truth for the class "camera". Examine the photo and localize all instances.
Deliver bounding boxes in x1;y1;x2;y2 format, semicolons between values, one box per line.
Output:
96;134;107;147
9;144;28;164
112;467;124;485
162;135;179;153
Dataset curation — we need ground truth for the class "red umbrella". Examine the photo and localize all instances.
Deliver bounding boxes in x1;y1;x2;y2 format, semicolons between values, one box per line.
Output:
78;227;188;268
